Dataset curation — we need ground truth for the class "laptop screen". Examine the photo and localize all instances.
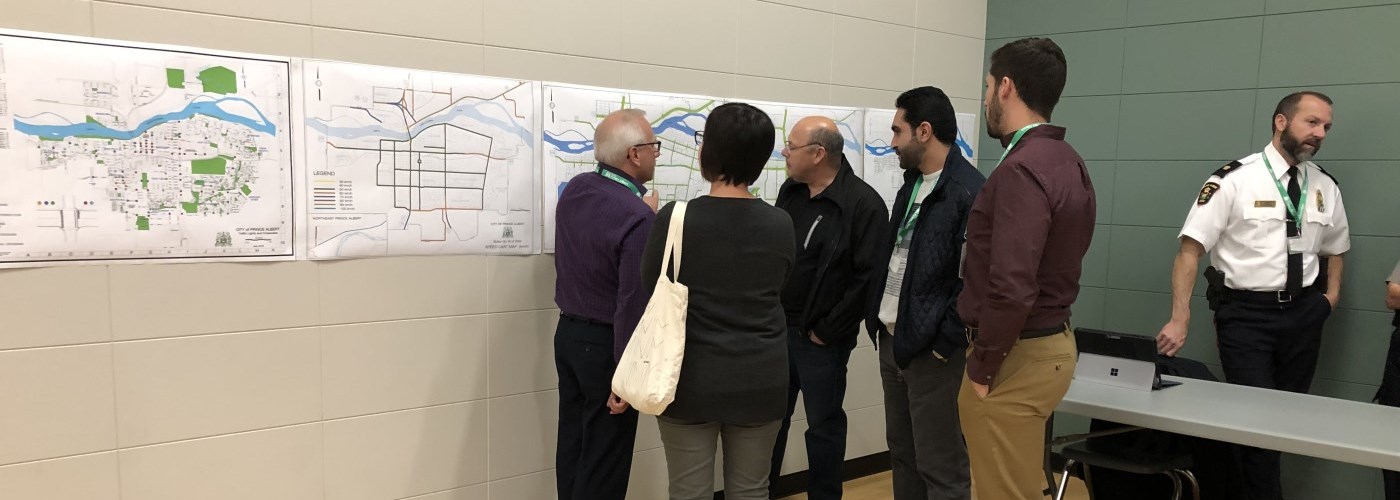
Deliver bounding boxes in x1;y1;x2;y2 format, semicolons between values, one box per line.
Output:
1074;328;1158;363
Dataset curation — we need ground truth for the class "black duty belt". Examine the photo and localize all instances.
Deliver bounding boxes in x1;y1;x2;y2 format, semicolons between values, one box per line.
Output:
1224;284;1323;304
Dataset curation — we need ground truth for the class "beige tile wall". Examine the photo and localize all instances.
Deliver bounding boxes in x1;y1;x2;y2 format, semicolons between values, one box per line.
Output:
0;0;987;497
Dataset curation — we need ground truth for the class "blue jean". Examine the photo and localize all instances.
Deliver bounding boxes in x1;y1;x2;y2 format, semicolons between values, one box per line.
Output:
770;325;854;500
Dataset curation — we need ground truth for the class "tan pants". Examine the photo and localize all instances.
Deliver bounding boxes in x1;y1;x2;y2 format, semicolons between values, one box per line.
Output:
958;329;1076;500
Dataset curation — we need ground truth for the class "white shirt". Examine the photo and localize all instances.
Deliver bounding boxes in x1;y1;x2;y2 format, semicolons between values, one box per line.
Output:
879;170;941;332
1179;142;1350;291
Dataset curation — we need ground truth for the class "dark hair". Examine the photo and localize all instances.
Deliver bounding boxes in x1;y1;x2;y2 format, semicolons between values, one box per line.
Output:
810;126;845;165
700;102;774;186
989;37;1068;120
1271;91;1333;132
895;86;958;146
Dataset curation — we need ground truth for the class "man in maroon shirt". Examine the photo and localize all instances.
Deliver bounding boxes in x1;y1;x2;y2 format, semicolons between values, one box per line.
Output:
956;37;1097;500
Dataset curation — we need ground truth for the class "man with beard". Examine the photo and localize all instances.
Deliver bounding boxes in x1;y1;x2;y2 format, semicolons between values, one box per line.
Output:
957;37;1095;500
1157;91;1349;500
865;86;983;500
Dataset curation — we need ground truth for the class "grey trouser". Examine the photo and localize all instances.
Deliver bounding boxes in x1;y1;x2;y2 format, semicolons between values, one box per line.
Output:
657;416;782;500
880;332;971;500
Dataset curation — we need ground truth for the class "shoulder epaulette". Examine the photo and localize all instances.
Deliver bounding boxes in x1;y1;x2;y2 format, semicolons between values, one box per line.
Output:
1313;164;1339;186
1212;160;1243;178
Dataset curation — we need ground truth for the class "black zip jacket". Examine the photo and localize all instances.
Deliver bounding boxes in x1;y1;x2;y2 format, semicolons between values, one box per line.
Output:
775;155;890;347
865;147;985;367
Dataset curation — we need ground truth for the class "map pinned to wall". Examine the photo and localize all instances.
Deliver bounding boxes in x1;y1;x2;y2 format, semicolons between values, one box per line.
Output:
540;84;717;252
0;32;294;265
302;61;537;258
540;87;877;252
861;109;979;211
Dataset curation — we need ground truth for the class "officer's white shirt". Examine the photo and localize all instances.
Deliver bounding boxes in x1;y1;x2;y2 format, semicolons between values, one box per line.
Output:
1179;142;1350;291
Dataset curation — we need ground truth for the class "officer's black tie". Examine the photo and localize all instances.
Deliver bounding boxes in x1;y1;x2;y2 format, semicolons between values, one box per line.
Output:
1286;166;1303;296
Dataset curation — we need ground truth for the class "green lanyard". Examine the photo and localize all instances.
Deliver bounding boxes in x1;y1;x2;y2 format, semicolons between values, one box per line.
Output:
996;123;1044;165
896;175;924;245
1261;152;1308;226
896;122;1041;245
896;123;1041;246
596;167;641;197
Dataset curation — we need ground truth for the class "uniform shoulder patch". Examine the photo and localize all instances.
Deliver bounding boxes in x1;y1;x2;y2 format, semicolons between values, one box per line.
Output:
1212;160;1243;178
1197;182;1221;205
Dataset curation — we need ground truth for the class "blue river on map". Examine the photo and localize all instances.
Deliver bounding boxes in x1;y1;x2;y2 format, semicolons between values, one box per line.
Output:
13;97;277;139
544;113;862;160
306;99;533;144
865;129;974;158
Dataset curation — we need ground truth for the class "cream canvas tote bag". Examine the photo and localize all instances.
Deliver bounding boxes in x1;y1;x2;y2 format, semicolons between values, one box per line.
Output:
611;201;688;415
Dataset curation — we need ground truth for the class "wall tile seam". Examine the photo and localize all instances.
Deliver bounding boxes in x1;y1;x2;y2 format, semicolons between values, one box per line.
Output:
1055;84;1400;99
93;0;979;39
0;421;318;469
993;5;1397;44
0;307;571;353
394;484;489;500
86;0;980;94
0;449;116;470
990;8;1359;40
1;392;579;464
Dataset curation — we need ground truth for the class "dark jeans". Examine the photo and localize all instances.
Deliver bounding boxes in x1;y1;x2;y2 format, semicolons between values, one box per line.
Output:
555;315;638;500
1215;290;1331;500
879;332;970;500
769;325;854;500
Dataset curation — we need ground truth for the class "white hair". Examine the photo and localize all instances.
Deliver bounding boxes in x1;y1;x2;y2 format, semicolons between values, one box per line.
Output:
594;109;649;166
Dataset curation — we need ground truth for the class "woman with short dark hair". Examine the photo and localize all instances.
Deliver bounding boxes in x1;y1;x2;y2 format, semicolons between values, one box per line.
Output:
640;102;796;500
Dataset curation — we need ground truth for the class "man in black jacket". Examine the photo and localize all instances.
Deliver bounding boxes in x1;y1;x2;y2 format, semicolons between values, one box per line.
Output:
769;115;889;500
866;86;985;500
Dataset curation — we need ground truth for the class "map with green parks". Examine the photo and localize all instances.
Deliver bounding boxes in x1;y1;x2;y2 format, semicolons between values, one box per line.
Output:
0;33;293;265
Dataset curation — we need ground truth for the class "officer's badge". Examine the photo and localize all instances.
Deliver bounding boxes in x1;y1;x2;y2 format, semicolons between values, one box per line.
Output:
1197;182;1220;205
1316;189;1324;212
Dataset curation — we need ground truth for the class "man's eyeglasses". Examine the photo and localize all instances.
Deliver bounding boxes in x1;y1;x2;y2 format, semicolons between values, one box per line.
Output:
633;141;662;153
783;141;822;152
693;131;704;145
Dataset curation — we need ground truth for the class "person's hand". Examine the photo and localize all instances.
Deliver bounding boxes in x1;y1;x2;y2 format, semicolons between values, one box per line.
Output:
607;392;630;415
1324;292;1339;310
809;331;825;346
972;381;989;399
1156;320;1188;357
643;190;659;213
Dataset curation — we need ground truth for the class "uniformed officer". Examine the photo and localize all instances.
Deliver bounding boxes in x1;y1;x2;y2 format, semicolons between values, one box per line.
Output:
1156;91;1349;500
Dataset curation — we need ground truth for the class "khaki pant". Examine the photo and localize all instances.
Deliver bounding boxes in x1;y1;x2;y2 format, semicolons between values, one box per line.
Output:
657;416;781;500
958;329;1076;500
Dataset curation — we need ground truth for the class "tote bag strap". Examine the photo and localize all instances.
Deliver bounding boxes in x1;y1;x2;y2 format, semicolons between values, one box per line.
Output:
660;202;687;282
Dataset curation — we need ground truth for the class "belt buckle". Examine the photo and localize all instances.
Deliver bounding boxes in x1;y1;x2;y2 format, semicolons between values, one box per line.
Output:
1276;291;1293;303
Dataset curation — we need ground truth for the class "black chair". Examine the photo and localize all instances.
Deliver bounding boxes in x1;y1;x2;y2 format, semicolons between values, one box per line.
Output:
1053;429;1200;500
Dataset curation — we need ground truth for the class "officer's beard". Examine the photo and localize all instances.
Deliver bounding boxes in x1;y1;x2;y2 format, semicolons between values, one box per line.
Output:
1279;127;1321;163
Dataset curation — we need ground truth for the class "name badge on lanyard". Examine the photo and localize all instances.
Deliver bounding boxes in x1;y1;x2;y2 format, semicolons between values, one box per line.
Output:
1287;234;1308;254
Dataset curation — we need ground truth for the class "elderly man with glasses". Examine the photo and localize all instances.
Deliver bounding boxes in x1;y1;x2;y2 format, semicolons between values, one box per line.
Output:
552;108;660;500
